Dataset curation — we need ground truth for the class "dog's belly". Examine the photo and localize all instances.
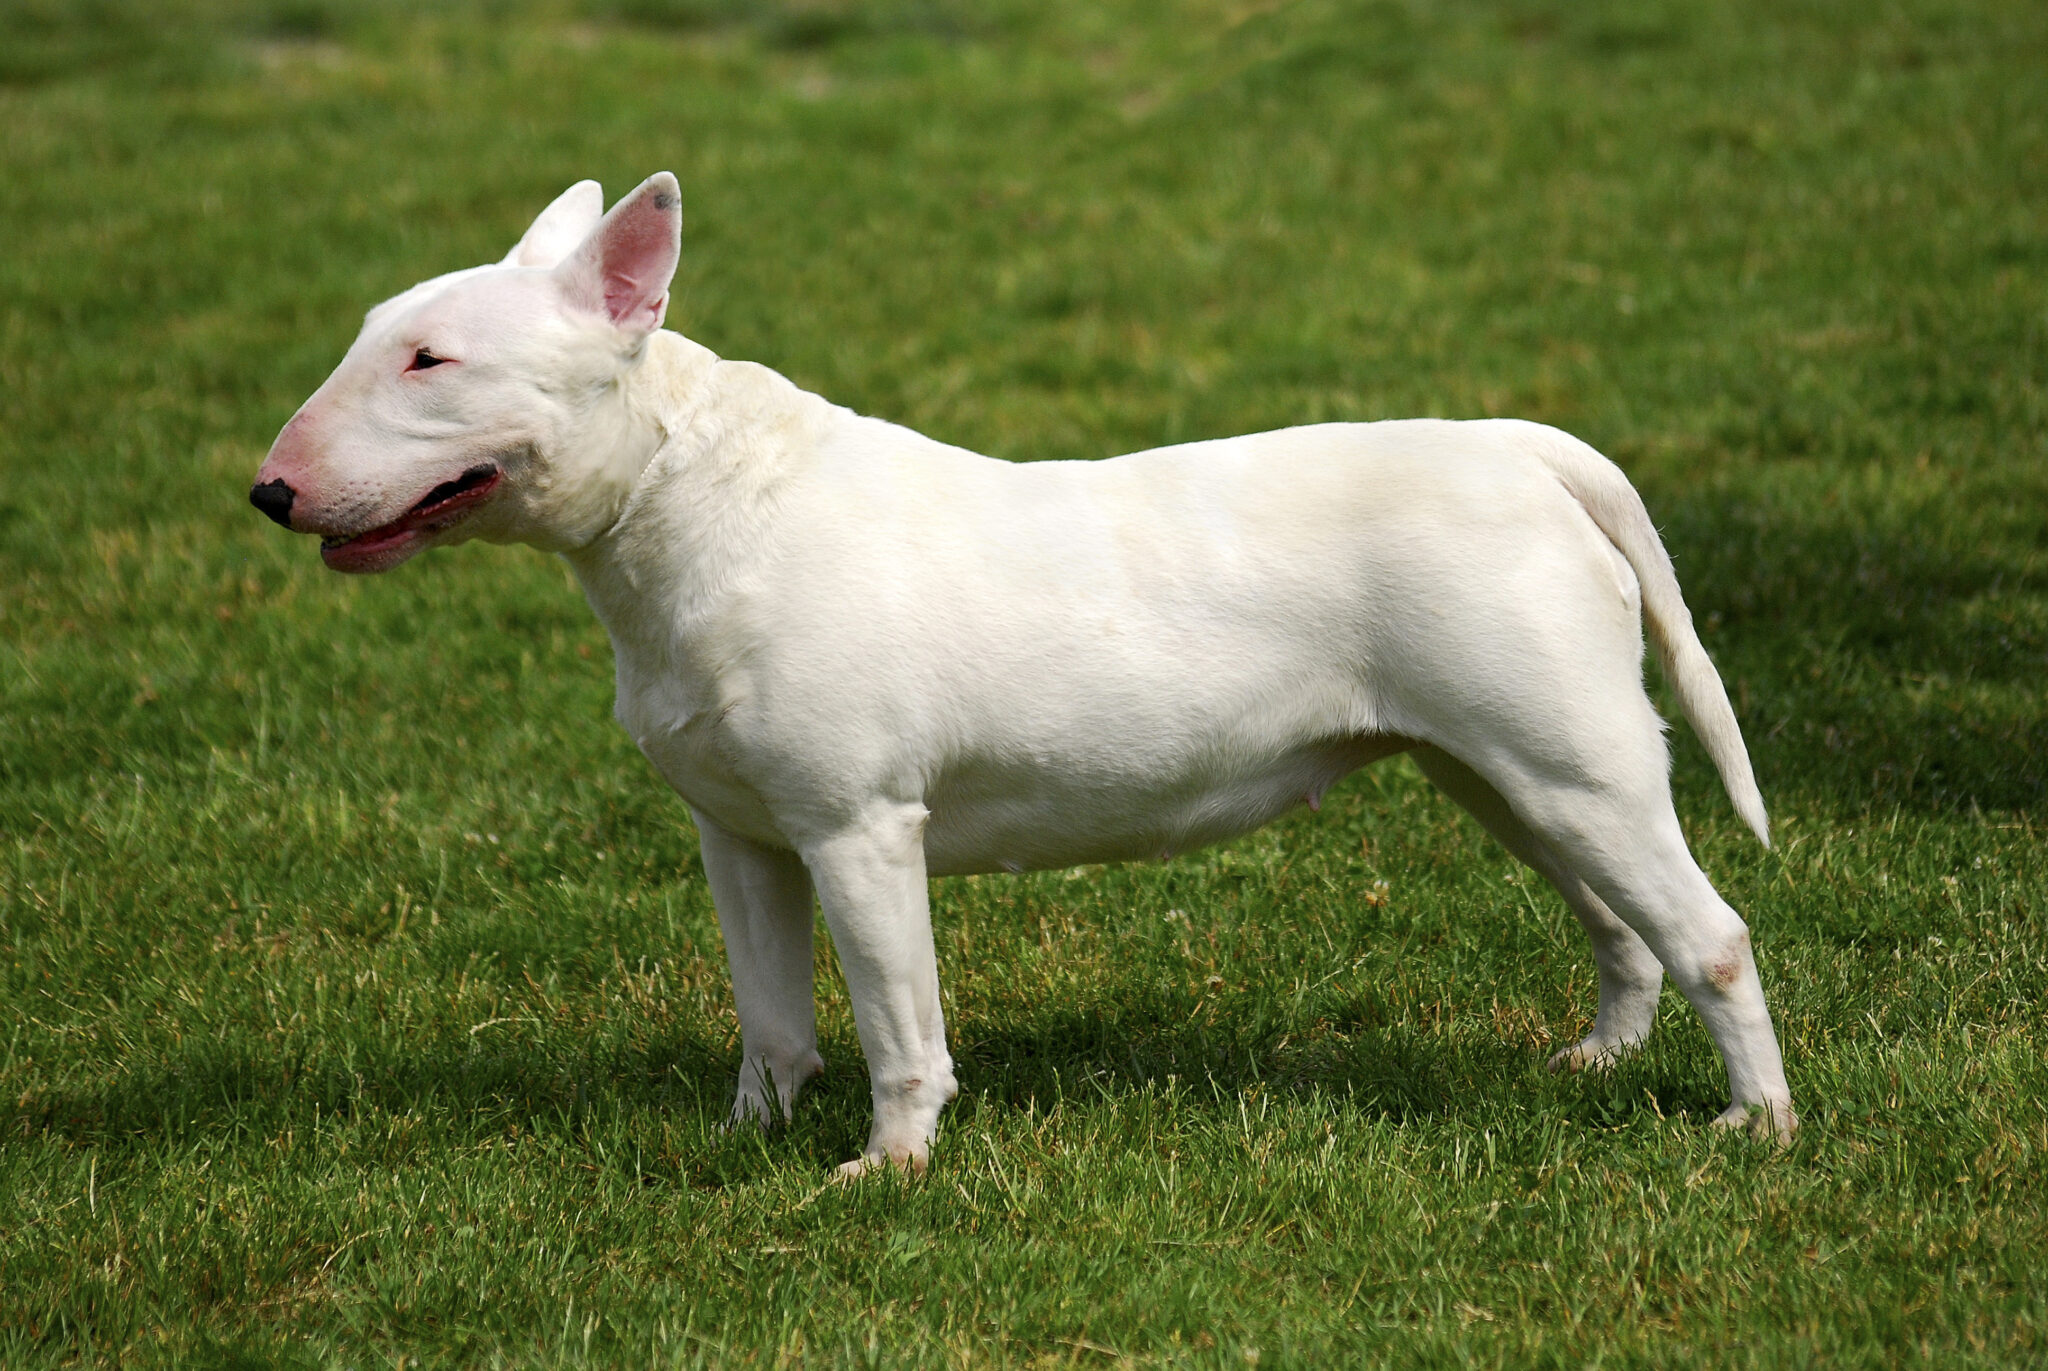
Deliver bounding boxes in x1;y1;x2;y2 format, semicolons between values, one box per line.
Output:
919;732;1415;876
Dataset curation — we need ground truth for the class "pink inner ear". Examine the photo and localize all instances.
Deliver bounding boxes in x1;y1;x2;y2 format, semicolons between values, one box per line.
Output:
597;191;679;329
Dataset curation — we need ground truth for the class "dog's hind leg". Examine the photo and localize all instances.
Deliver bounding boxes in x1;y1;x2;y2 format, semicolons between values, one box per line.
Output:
1457;728;1795;1142
1412;746;1663;1072
695;812;826;1126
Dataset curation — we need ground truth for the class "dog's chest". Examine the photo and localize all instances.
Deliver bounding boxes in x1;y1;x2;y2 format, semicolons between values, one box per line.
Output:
613;670;785;842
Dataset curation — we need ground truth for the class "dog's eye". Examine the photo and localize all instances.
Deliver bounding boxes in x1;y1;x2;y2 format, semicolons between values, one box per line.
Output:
408;349;449;372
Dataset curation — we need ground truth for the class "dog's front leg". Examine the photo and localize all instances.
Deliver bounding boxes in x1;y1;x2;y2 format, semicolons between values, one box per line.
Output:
694;811;825;1127
801;804;957;1177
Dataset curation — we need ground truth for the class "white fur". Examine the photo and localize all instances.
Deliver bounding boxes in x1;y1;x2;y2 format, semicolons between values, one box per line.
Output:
257;175;1796;1171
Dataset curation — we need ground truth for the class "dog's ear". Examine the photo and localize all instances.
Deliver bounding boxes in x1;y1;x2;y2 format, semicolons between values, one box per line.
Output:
556;172;682;339
503;181;605;269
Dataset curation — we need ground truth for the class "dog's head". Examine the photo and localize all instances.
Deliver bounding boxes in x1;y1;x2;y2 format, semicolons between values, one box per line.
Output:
252;174;683;572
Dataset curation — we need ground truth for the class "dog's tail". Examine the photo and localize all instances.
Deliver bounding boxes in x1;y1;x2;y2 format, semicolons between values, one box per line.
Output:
1528;426;1770;848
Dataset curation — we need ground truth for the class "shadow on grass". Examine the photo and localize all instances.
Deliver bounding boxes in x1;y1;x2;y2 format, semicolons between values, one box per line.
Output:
8;989;1731;1175
7;1032;736;1152
950;995;1731;1133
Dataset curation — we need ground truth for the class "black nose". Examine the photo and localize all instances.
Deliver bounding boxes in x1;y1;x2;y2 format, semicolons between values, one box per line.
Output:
249;479;296;528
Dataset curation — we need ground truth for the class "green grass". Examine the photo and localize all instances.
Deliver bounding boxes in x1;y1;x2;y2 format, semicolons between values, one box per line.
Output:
2;0;2045;1364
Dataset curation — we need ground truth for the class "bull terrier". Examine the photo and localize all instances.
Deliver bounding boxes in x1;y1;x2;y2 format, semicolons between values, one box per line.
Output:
253;173;1795;1173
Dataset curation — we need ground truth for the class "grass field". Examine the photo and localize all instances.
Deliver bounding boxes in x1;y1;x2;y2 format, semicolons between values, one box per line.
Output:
3;0;2045;1364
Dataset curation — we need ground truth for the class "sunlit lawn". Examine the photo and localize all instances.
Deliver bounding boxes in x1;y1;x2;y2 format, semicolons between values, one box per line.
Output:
2;0;2044;1364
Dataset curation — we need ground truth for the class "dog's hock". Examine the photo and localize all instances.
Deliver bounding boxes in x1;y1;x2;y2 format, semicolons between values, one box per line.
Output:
556;172;682;338
1704;929;1752;993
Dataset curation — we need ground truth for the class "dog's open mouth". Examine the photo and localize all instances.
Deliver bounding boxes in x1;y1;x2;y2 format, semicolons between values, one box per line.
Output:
320;463;502;572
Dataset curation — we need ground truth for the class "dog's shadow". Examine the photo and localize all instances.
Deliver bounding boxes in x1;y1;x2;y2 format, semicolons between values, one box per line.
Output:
9;987;1722;1185
945;994;1725;1130
4;971;1744;1196
10;1030;735;1166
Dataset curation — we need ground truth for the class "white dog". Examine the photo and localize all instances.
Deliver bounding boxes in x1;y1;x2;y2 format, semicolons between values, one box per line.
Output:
253;174;1795;1172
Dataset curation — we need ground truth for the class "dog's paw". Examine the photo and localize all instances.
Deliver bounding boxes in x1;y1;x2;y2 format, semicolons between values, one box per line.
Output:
1545;1035;1642;1075
832;1146;929;1181
725;1051;825;1131
1709;1100;1798;1148
716;1082;786;1131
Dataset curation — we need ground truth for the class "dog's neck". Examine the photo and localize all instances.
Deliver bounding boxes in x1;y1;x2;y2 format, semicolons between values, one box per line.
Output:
561;328;836;670
562;328;746;558
616;329;721;454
